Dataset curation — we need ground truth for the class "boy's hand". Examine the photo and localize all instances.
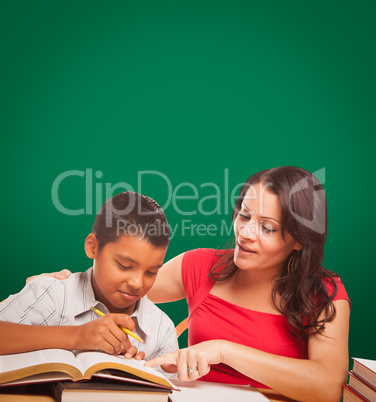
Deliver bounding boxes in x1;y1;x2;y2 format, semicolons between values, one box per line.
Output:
75;313;137;356
124;348;145;360
26;269;72;284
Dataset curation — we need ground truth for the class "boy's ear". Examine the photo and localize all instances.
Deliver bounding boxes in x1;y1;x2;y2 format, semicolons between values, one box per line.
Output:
85;233;98;259
294;242;303;251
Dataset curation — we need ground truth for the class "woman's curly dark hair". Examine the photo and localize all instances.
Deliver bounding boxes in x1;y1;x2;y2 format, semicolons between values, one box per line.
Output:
209;166;339;342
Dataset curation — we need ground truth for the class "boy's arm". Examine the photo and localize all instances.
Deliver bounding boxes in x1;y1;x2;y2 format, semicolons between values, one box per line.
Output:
0;314;137;355
0;277;136;356
0;322;77;354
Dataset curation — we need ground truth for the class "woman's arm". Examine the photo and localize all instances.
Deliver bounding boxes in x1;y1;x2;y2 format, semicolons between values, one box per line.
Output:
146;299;350;402
221;299;350;401
147;252;186;303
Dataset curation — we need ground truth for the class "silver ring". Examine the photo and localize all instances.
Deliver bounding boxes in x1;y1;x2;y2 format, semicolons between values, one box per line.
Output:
188;367;198;374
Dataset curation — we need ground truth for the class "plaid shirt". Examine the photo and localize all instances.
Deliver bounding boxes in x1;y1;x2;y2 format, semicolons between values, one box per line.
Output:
0;268;178;361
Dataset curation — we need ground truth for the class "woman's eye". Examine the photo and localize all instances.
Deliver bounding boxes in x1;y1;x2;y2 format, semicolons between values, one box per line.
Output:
239;213;250;221
262;225;276;234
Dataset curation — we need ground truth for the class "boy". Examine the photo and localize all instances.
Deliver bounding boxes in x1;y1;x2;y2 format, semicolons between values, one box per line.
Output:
0;192;178;362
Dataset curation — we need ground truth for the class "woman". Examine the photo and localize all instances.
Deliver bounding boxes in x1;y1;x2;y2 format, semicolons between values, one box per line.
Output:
28;167;350;402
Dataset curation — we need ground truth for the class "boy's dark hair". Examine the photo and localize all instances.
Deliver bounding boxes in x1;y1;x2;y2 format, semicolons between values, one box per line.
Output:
92;192;169;251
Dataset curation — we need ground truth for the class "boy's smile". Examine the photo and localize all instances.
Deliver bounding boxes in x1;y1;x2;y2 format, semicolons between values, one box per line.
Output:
85;234;167;315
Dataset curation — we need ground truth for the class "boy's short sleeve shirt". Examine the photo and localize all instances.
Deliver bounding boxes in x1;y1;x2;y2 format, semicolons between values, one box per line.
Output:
0;268;178;361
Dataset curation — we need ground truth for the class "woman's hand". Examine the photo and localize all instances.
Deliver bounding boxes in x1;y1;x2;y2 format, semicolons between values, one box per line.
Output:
74;313;139;356
26;269;72;284
145;340;225;381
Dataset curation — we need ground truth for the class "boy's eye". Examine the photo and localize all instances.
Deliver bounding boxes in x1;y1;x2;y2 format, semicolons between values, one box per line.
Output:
146;271;158;276
117;262;131;270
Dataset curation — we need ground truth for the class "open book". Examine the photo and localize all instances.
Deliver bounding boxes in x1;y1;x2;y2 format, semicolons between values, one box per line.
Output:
169;380;270;401
0;349;178;391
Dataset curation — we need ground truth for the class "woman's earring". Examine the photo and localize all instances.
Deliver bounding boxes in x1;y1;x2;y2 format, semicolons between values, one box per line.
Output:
287;251;300;275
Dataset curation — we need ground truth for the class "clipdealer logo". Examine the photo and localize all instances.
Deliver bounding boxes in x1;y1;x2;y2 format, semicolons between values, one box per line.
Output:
51;168;326;236
51;169;240;238
51;168;240;217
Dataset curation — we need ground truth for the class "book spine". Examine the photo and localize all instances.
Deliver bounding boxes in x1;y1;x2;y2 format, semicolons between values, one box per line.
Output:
349;370;376;393
343;385;368;402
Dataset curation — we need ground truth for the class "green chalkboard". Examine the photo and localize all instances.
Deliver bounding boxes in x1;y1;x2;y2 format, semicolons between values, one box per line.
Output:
1;1;375;364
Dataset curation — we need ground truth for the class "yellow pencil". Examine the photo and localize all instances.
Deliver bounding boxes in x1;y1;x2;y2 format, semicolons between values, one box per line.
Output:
91;307;144;343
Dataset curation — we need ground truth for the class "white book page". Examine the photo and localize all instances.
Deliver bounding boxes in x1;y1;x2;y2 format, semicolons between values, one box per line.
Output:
354;357;376;373
2;372;71;386
0;349;77;374
76;352;174;386
170;380;270;402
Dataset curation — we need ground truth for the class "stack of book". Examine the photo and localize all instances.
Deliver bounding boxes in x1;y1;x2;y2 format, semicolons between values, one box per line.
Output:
0;348;178;401
343;357;376;402
0;349;270;401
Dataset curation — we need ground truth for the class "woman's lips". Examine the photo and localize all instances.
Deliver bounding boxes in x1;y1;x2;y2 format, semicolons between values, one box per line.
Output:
237;243;257;256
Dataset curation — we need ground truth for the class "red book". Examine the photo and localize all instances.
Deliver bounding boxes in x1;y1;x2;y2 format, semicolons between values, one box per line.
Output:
342;384;367;402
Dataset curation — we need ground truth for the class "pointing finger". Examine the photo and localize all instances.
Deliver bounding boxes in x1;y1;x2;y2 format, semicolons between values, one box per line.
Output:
144;352;177;368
